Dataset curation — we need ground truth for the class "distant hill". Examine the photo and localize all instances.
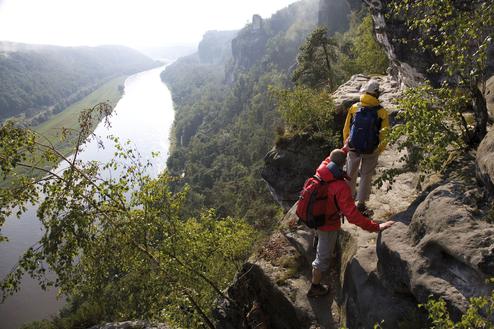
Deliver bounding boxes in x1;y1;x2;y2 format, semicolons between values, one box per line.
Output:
136;44;197;61
0;42;158;122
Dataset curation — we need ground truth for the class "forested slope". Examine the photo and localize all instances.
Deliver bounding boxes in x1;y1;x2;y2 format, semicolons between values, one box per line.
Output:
0;42;158;122
162;0;320;228
161;0;387;228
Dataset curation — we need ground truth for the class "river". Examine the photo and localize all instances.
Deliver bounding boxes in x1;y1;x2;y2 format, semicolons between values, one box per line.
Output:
0;65;174;329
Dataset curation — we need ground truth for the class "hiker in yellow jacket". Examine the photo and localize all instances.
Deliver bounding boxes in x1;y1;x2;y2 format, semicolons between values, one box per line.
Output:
343;80;389;216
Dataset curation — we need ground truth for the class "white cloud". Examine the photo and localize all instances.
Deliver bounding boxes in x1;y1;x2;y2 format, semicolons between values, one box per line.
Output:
0;0;298;47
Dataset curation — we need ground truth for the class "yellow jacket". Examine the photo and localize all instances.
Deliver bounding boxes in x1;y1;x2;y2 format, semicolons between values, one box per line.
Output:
343;93;390;154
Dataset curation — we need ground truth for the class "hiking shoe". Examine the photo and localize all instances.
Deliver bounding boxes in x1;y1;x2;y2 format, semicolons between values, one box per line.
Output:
357;203;374;217
307;284;329;297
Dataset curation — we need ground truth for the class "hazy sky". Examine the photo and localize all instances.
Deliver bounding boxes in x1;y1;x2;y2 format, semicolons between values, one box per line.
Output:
0;0;298;48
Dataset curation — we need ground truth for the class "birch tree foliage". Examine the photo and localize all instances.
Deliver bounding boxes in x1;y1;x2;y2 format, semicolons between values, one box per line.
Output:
0;104;256;328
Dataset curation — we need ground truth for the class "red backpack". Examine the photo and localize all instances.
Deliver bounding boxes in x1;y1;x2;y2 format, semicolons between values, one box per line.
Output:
295;157;344;229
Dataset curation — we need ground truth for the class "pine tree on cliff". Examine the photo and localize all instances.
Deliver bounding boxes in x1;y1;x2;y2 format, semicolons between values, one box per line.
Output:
292;26;338;90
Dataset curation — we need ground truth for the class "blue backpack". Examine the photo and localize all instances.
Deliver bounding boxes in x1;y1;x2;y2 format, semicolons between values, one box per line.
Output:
348;105;382;154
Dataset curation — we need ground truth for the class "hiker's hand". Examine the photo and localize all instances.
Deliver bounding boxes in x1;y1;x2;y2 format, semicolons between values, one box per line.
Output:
379;220;395;231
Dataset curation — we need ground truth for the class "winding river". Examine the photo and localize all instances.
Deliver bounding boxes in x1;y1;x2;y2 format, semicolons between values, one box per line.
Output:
0;65;174;329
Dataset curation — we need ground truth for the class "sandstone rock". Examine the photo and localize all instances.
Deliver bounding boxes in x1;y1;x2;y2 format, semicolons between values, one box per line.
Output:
365;0;432;87
485;76;494;121
342;231;426;329
379;180;494;321
214;208;332;328
331;74;402;121
477;129;494;193
261;135;335;210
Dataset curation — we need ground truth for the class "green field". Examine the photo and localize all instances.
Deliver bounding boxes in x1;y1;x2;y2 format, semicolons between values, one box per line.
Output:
35;76;127;144
2;76;128;186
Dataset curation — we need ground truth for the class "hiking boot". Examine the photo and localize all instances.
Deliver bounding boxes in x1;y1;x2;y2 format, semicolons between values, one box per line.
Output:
357;203;374;217
307;283;329;297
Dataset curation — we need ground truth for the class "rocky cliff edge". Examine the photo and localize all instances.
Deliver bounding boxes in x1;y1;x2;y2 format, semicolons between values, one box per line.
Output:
215;74;494;329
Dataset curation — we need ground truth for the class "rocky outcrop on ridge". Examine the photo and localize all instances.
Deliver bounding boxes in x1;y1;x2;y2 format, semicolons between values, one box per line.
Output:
262;74;402;210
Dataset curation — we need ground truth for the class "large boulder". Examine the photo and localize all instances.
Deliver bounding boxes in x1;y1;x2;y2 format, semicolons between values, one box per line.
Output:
485;76;494;121
378;179;494;322
477;129;494;193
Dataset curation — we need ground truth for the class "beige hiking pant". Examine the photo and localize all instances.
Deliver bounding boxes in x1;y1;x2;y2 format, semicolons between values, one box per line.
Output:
346;150;379;202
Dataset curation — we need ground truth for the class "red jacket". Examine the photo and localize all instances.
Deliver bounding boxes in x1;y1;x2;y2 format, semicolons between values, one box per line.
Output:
310;152;379;232
318;179;380;232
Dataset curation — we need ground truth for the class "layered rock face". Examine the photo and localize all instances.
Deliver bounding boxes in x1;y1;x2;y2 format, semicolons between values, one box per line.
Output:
364;0;494;88
230;23;269;72
362;0;434;86
378;177;494;323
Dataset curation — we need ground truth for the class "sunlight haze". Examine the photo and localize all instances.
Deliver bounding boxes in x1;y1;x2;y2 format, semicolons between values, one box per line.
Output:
0;0;297;48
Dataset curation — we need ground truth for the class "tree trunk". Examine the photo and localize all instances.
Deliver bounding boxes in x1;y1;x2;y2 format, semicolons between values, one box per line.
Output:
470;86;488;146
321;44;333;90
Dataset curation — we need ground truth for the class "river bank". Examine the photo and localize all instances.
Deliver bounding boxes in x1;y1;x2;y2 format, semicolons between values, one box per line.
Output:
0;65;174;329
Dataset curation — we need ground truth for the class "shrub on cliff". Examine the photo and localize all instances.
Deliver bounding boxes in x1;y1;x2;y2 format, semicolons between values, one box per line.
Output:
271;85;340;144
384;85;470;178
422;290;494;329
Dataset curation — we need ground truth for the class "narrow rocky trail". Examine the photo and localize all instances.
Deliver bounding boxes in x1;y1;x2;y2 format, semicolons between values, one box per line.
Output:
215;74;494;329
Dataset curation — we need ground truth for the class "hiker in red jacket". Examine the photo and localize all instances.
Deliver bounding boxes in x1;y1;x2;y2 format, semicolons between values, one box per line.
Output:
307;149;395;297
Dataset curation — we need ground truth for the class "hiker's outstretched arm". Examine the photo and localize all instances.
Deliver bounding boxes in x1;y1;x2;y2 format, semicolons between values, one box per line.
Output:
336;186;380;232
